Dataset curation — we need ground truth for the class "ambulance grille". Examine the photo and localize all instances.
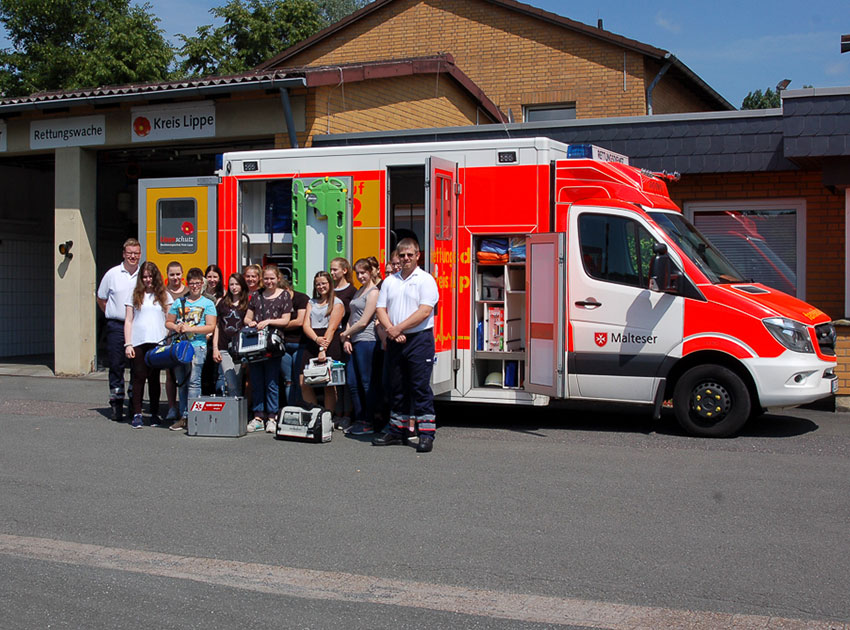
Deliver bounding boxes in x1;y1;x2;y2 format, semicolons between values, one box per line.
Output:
815;322;837;356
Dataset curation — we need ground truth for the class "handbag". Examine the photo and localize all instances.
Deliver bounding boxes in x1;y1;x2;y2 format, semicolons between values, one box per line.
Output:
303;357;332;386
144;297;195;369
144;334;194;369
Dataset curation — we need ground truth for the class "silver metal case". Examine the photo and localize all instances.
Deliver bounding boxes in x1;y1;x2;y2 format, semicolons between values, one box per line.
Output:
187;396;248;437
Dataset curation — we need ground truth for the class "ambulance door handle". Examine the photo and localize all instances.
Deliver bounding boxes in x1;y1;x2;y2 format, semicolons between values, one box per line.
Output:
575;298;602;309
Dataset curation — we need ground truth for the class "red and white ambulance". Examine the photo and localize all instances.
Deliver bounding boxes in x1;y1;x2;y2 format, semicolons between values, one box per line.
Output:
138;137;837;437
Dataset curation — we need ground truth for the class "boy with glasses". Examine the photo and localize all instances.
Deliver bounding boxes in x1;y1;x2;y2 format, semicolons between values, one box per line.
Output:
165;267;217;431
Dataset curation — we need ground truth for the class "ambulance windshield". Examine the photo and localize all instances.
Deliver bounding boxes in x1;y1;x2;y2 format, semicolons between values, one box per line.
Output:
648;212;745;284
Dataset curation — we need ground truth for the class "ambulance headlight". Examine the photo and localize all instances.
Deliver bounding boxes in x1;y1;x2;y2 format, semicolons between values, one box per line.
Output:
763;317;814;353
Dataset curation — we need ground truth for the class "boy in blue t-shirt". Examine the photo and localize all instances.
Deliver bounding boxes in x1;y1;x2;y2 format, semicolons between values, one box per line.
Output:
165;267;217;430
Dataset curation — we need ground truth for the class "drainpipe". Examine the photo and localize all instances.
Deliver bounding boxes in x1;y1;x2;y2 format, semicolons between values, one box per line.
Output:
646;54;673;115
279;87;298;148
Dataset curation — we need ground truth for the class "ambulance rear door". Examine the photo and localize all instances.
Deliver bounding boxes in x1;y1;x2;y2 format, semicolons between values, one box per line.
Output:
138;176;219;275
427;156;457;395
524;233;567;398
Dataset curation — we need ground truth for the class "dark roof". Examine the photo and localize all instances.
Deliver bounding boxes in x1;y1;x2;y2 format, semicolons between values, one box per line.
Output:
782;87;850;167
0;55;505;123
313;87;850;175
312;109;796;174
0;73;307;113
257;0;733;111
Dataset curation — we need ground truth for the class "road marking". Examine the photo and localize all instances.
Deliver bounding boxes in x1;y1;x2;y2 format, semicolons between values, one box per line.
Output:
0;534;845;629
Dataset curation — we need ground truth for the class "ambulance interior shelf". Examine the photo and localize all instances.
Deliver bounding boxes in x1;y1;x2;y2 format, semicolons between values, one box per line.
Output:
473;236;526;390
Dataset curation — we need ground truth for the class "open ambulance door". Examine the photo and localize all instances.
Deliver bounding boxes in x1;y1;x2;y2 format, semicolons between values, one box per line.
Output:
138;176;219;276
427;156;457;395
524;233;566;398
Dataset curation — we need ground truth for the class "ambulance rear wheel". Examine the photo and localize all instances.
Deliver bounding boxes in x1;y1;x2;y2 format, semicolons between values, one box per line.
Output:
672;365;750;438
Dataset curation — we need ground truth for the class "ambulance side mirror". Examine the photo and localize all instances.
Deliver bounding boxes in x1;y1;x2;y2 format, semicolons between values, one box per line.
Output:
649;242;680;294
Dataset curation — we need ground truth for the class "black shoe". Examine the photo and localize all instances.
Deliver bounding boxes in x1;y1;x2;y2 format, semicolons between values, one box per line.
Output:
372;431;404;446
110;400;124;422
416;436;434;453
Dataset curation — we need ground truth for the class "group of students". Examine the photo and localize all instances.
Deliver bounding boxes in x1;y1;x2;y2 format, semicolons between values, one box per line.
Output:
120;250;405;436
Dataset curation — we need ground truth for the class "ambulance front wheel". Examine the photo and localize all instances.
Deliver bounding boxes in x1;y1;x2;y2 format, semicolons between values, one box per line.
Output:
672;365;751;438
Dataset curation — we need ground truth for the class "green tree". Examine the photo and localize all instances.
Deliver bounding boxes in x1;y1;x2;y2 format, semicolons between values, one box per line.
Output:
741;87;781;109
317;0;369;24
178;0;324;77
0;0;173;98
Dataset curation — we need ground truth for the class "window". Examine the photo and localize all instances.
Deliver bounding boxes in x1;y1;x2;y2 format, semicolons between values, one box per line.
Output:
685;200;805;297
579;213;656;288
435;174;452;241
524;103;576;122
156;198;197;254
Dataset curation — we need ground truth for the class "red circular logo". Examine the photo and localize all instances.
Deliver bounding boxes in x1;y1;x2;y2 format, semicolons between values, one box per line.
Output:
133;116;151;137
181;222;194;236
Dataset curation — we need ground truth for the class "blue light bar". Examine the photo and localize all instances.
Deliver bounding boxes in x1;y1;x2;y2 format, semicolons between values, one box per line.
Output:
566;144;629;165
567;144;594;159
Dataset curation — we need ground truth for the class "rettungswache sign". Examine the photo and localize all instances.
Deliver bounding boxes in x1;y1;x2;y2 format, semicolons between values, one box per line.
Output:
30;116;106;149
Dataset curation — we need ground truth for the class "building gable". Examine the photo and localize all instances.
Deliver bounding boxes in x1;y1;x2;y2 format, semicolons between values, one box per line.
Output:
260;0;732;120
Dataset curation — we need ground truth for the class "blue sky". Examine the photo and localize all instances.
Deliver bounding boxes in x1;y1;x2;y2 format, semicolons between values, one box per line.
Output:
5;0;850;108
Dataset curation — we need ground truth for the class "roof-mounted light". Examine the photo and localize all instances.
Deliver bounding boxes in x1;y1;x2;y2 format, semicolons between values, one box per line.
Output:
566;144;629;165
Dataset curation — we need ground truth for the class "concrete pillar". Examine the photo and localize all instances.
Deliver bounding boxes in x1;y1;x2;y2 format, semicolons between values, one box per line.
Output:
54;147;97;375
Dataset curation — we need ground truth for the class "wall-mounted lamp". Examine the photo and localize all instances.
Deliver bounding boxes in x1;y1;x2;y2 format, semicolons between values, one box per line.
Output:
58;240;73;259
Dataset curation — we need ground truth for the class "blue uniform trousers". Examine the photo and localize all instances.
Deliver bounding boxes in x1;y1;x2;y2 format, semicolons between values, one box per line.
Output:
386;329;436;438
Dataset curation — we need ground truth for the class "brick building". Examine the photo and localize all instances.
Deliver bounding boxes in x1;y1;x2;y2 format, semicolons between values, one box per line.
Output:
260;0;732;127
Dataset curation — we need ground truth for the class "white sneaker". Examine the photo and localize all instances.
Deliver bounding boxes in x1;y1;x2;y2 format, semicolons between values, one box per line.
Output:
247;418;264;433
265;419;276;433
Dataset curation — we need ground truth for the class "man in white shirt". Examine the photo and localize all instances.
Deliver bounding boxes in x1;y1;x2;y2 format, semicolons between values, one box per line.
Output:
97;238;141;421
373;238;439;453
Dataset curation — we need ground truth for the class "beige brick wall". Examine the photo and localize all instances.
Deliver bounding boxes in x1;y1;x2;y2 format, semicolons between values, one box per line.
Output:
273;74;486;148
280;0;718;120
644;59;722;114
835;325;850;395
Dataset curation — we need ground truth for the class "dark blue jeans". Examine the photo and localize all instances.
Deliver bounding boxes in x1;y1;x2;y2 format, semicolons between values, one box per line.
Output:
250;356;281;418
280;341;302;405
345;338;379;424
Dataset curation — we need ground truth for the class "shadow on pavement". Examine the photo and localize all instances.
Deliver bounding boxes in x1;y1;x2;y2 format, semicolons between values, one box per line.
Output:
435;401;657;436
435;401;821;440
738;412;819;438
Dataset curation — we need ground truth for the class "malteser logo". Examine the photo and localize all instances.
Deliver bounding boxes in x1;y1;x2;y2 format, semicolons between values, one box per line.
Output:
595;331;659;346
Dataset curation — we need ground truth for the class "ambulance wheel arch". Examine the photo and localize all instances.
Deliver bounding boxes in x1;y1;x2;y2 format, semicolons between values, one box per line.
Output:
665;351;760;437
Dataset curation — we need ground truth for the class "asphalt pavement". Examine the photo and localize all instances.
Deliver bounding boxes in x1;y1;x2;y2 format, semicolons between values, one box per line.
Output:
1;374;848;629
